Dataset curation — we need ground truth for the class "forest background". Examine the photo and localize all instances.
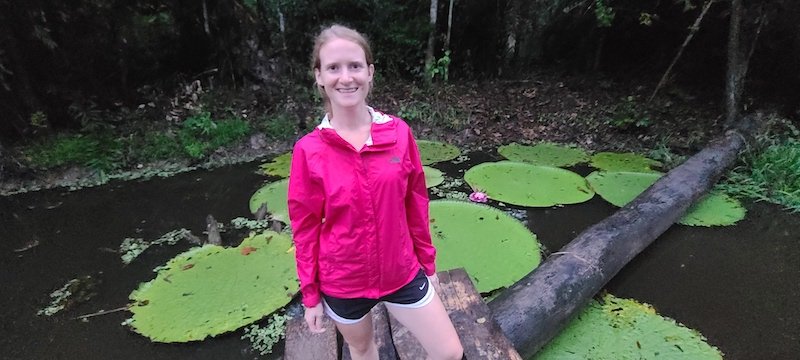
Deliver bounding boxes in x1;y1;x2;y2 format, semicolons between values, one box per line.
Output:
1;0;798;198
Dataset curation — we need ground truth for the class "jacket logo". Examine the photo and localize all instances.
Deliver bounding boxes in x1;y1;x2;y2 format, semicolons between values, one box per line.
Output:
389;156;401;163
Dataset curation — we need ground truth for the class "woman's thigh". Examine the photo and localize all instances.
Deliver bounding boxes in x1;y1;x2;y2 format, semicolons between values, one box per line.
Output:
333;314;375;350
385;292;462;359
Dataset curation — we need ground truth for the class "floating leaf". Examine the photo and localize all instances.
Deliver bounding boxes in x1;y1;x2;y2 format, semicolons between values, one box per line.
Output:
423;166;444;188
417;140;461;165
464;161;594;207
535;294;723;360
249;179;288;223
429;200;541;293
127;232;298;343
590;152;662;173
259;152;292;178
498;142;589;167
679;192;746;226
587;171;746;226
586;171;662;207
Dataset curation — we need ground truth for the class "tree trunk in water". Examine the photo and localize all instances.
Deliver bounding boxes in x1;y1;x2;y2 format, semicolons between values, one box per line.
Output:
488;122;754;358
425;0;438;82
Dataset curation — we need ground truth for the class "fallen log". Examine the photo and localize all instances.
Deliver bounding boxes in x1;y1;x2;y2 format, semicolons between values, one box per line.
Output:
488;124;753;358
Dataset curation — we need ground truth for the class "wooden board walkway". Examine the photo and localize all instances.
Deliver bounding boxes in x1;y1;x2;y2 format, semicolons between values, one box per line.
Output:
285;268;522;360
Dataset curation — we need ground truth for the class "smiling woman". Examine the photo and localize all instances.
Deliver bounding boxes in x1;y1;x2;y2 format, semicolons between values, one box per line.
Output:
287;25;464;360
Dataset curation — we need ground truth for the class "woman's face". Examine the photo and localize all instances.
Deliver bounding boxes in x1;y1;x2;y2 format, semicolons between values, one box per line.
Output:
315;38;374;111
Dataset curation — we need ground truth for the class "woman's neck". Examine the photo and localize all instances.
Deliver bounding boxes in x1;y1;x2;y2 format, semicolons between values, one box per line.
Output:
329;104;371;131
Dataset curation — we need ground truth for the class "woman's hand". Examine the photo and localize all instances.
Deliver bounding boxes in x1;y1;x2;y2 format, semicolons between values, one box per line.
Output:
304;303;326;333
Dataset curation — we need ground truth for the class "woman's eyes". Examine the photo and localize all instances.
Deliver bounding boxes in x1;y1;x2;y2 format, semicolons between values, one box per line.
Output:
326;63;364;72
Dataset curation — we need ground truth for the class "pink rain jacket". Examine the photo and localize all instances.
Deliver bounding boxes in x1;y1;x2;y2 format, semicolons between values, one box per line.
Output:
287;110;436;308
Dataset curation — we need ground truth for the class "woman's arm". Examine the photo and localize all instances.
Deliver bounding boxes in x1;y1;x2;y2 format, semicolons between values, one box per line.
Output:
287;143;325;308
405;128;437;276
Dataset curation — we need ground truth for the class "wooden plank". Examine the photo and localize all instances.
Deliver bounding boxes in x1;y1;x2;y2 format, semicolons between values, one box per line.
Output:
284;311;337;360
443;269;522;360
391;268;522;359
342;303;398;360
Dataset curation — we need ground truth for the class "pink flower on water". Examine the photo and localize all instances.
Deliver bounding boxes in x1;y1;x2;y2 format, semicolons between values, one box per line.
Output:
469;191;489;203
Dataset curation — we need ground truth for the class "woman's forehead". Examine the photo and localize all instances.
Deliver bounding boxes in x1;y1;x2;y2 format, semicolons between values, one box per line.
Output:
319;38;367;63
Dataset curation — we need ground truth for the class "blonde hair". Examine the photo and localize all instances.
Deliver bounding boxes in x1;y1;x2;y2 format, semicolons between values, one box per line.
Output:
310;25;374;116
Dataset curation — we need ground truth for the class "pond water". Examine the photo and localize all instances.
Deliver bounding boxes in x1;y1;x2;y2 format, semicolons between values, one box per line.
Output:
1;153;797;359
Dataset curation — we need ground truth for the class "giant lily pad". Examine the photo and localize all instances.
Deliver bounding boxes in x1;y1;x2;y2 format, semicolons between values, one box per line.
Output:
464;161;594;207
429;200;541;293
590;152;662;173
586;171;662;207
535;294;722;359
417;140;461;165
127;231;298;342
498;142;589;167
423;166;444;188
259;152;292;178
587;171;746;226
249;179;288;223
680;192;746;226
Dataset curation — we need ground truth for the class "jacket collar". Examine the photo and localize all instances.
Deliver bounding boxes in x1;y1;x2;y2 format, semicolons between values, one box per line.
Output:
317;107;397;150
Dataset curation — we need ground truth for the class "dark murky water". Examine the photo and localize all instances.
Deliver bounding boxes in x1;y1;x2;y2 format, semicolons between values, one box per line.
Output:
1;154;798;359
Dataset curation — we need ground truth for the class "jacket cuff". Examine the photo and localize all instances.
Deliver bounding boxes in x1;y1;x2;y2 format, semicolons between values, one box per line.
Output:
302;292;321;308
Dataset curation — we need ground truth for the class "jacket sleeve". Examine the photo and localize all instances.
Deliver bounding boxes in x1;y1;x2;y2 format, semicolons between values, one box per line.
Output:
287;142;325;307
405;128;437;276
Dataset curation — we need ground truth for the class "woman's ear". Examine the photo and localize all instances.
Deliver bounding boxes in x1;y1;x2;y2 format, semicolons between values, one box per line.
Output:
368;64;375;81
314;68;322;86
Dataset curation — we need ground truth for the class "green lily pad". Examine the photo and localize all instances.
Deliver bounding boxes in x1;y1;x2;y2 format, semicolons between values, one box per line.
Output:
464;161;594;207
259;152;292;178
590;152;662;173
429;200;541;293
498;142;589;167
417;140;461;165
127;231;298;343
586;171;662;207
679;192;746;226
249;179;289;223
423;166;444;188
535;294;722;360
587;171;747;226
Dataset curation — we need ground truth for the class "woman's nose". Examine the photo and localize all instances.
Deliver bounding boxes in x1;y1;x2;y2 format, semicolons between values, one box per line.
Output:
339;69;354;82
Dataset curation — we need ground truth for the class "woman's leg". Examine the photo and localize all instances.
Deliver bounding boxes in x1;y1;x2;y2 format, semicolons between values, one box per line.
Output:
334;315;379;360
385;291;463;360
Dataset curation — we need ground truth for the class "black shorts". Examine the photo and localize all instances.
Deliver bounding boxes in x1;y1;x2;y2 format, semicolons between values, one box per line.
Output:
321;269;434;324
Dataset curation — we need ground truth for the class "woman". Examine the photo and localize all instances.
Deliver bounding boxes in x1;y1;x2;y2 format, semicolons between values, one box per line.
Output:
287;24;464;360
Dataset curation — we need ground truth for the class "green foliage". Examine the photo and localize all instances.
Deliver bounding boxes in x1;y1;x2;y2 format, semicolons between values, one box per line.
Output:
259;152;292;178
589;152;661;173
498;142;590;168
594;0;616;28
178;111;251;159
608;96;650;129
464;161;595;207
37;276;98;316
242;313;288;355
535;294;722;359
427;50;452;82
429;200;541;293
127;232;298;343
249;179;289;223
133;133;182;163
423;166;444;188
587;171;747;226
25;133;124;173
719;133;800;212
680;192;747;226
260;113;298;140
29;111;48;128
416;140;462;165
647;139;687;171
